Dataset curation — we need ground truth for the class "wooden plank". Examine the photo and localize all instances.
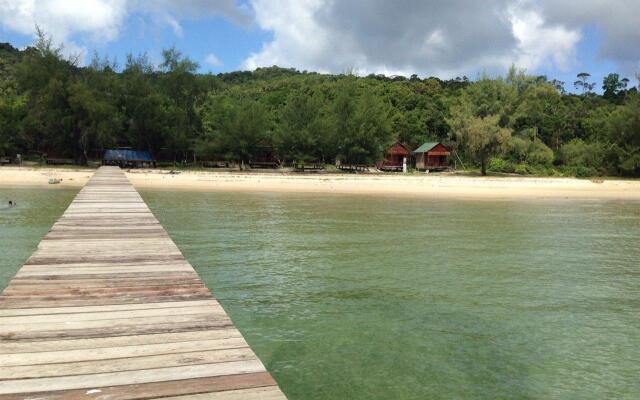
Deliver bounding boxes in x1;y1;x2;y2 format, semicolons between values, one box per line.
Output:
161;387;287;400
1;348;258;379
0;360;267;394
0;166;287;399
1;337;249;365
0;329;242;354
0;372;279;400
0;300;219;317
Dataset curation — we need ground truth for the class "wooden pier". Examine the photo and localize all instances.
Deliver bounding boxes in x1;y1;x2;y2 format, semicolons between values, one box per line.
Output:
0;166;287;399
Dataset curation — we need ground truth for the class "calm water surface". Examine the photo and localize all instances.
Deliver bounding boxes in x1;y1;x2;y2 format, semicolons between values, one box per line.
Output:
0;188;77;286
1;187;639;399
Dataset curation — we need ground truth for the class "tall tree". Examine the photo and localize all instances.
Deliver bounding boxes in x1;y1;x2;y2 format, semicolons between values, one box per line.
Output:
67;58;122;164
513;84;567;149
330;78;392;165
606;94;640;175
448;113;511;175
121;53;170;157
602;73;625;100
275;88;328;163
15;27;78;159
574;72;595;95
206;97;272;168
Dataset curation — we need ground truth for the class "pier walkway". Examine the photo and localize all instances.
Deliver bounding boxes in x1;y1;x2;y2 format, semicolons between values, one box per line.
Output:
0;166;286;399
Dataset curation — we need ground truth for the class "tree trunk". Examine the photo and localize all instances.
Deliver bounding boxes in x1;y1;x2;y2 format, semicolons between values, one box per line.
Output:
480;156;487;176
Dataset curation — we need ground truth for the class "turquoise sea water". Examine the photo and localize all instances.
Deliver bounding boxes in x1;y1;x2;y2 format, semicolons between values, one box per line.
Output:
0;188;77;287
140;191;640;400
1;187;639;399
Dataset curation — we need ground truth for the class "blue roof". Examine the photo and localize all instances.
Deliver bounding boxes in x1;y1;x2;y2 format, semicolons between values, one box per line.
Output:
103;149;152;162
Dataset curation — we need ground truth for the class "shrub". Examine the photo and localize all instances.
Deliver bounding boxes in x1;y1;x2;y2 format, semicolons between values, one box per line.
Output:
576;166;596;177
489;158;515;173
488;157;515;173
527;140;554;166
544;167;562;176
514;163;531;175
506;135;555;167
560;139;603;168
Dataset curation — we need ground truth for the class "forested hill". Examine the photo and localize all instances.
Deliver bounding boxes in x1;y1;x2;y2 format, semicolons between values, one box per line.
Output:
0;35;639;177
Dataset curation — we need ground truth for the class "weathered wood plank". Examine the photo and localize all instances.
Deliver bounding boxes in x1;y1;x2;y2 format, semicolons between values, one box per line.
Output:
160;387;287;400
0;329;242;354
0;372;279;400
1;337;249;366
1;348;258;379
0;360;267;394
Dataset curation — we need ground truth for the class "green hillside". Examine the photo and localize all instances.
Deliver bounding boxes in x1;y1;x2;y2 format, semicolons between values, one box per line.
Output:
0;33;638;176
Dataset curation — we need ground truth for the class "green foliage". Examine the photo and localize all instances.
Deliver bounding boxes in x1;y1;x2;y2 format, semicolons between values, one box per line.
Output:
559;139;603;169
512;84;568;149
326;77;393;165
488;158;515;173
458;78;516;121
514;164;532;175
199;94;271;166
575;166;596;177
0;94;26;156
602;73;626;101
527;140;554;166
605;94;640;175
275;88;328;163
0;33;639;176
505;136;553;165
448;111;511;176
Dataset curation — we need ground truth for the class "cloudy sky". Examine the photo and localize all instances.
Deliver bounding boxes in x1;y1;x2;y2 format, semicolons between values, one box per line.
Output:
1;0;638;91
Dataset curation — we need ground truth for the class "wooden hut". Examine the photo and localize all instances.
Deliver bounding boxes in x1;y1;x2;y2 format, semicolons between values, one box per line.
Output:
249;141;280;168
377;141;410;171
102;149;155;168
413;142;450;171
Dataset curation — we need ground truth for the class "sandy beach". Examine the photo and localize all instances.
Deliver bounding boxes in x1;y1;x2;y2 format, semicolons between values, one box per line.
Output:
1;166;640;200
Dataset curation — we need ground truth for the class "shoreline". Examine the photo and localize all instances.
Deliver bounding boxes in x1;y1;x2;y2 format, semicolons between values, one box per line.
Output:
1;167;640;200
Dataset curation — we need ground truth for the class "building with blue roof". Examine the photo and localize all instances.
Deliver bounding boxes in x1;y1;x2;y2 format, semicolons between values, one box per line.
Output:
102;149;155;168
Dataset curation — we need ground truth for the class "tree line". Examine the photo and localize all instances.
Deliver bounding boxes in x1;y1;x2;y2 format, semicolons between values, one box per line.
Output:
1;31;639;176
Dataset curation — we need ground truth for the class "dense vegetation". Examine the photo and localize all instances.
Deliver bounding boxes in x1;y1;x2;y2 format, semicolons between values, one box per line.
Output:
1;32;639;176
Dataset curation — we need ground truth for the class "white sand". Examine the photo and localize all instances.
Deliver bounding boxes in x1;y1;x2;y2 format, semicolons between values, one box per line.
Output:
1;167;639;200
0;167;93;188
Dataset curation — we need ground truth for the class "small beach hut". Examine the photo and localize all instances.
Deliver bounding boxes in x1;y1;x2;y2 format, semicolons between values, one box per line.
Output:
249;141;280;168
413;142;450;171
377;141;410;171
102;149;155;168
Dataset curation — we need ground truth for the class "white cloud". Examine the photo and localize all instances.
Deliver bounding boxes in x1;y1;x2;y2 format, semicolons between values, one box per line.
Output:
510;6;581;72
1;0;638;76
0;0;249;63
242;0;527;77
243;0;637;78
0;0;127;40
205;53;222;67
0;0;127;60
537;0;640;72
243;0;330;72
163;14;184;37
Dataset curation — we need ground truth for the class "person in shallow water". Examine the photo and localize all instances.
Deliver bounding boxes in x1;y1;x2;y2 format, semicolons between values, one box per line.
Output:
8;200;15;207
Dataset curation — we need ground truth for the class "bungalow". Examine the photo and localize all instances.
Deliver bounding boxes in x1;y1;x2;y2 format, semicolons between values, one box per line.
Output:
102;149;155;168
377;141;411;171
249;141;280;168
413;142;450;171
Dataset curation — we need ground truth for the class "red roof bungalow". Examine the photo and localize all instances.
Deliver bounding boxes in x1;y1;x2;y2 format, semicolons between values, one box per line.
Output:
377;141;411;171
413;142;451;171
